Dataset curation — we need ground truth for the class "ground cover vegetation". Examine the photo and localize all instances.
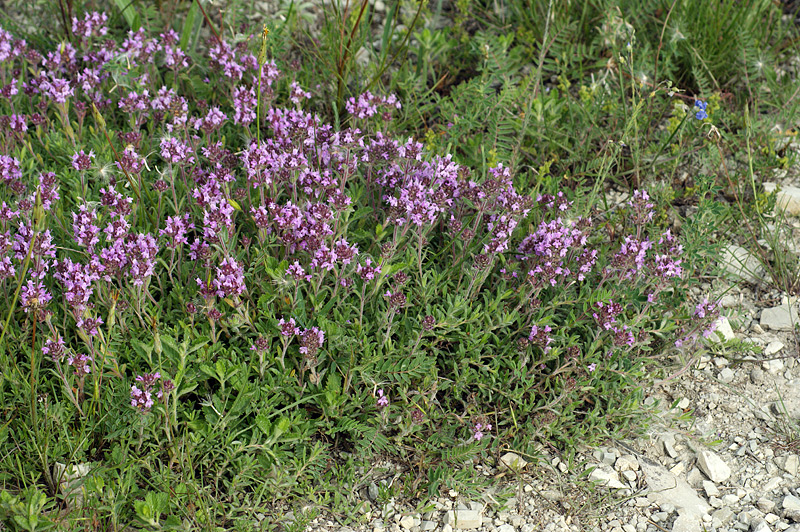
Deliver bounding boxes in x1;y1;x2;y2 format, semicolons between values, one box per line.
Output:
0;0;798;529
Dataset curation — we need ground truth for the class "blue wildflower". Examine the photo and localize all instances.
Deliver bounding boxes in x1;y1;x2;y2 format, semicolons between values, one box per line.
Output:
694;100;708;120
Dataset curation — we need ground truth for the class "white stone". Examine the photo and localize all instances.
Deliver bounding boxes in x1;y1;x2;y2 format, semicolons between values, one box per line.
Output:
761;304;799;331
720;294;741;308
703;481;719;497
753;520;772;532
719;367;735;383
399;515;415;529
602;451;617;465
670;462;686;477
53;462;93;508
765;341;786;356
763;183;800;216
662;437;679;459
764;359;786;374
687;466;705;487
671;513;704;532
588;467;626;489
784;494;800;512
499;452;528;472
615;455;639;471
441;525;453;532
759;499;777;513
639;460;710;522
354;46;371;67
722;494;739;505
419;521;436;531
778;455;799;476
443;510;481;529
697;450;732;483
713;507;735;525
496;525;515;532
709;317;736;343
721;245;766;284
764;477;783;492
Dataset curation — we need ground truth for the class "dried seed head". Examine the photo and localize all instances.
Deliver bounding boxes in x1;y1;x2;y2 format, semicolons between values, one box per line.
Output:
389;291;406;309
474;254;491;270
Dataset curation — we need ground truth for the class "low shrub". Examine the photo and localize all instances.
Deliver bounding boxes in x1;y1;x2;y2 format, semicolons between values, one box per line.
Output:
0;6;725;528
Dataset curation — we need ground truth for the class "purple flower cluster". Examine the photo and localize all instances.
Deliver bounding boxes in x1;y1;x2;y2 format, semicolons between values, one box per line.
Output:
593;300;623;330
20;279;52;313
376;388;389;409
160;214;194;248
289;81;311;105
628;189;655;225
67;353;92;378
72;11;109;42
472;421;492;441
131;372;173;413
250;336;270;353
346;91;401;120
210;256;246;297
72;150;95;171
528;324;553;353
208;39;258;81
42;335;67;362
0;16;710;457
160;137;195;165
279;317;301;337
299;327;325;356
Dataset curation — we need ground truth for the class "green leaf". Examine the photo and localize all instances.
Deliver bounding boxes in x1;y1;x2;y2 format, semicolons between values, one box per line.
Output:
180;0;200;51
145;491;169;515
134;499;156;526
160;335;180;361
255;412;272;436
113;0;139;30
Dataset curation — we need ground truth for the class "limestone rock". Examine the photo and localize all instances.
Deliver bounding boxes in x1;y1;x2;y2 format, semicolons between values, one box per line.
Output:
443;509;481;529
399;515;415;529
778;454;799;476
763;183;800;216
765;341;786;356
707;317;736;343
760;303;799;331
639;460;710;521
588;467;626;489
697;450;731;483
498;452;528;472
671;513;704;532
784;494;800;512
720;245;765;285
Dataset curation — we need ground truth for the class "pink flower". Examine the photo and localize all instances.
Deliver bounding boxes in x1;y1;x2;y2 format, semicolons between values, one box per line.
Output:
473;422;492;441
376;389;389;409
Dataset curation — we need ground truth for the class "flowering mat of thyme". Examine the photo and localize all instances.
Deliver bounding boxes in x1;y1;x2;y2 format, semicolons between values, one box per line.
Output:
1;2;800;532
